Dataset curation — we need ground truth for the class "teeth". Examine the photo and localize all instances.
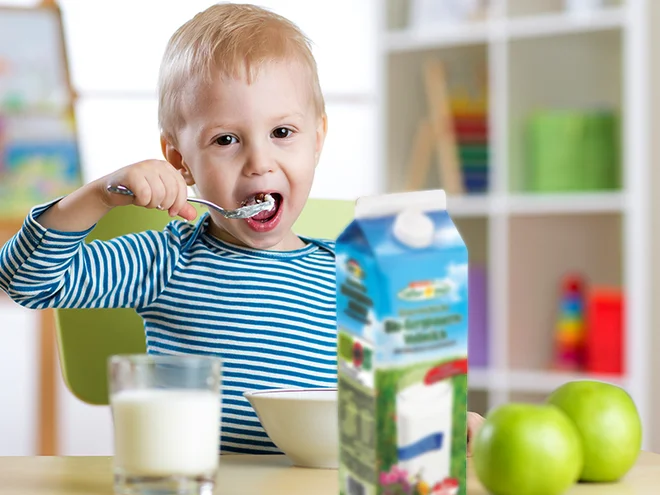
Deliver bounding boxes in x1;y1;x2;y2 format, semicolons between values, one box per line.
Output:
242;193;276;209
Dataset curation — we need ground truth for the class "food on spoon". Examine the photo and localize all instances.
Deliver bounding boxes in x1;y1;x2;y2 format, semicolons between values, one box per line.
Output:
242;193;275;210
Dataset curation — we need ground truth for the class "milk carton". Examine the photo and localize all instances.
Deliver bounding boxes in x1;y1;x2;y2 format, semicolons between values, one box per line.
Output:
336;190;468;495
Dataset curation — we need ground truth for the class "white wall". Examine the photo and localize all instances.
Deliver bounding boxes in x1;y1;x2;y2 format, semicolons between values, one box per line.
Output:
56;363;113;456
0;302;38;455
0;298;114;456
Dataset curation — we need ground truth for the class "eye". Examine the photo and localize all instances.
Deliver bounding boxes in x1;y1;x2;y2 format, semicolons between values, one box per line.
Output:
272;127;293;139
215;135;237;146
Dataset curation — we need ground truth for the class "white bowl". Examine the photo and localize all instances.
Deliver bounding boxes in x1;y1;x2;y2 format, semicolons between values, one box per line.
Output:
243;387;338;469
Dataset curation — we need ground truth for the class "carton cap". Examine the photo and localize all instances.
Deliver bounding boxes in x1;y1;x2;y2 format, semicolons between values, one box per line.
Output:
393;209;434;248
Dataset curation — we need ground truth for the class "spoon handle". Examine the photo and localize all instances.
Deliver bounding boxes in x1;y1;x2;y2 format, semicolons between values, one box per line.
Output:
106;184;273;219
107;184;134;196
106;184;228;213
185;196;227;213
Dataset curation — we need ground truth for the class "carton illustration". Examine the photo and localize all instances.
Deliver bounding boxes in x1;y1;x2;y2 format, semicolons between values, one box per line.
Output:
337;190;468;495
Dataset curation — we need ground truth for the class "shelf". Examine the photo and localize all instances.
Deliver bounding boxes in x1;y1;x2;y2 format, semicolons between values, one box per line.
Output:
507;29;622;192
381;0;653;448
468;368;626;394
506;7;626;40
446;195;492;217
507;370;627;393
446;192;625;217
507;191;625;215
467;367;491;390
385;22;489;53
384;7;625;53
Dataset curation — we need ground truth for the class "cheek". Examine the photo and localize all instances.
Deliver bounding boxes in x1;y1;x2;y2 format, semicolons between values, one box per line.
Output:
289;139;318;175
193;156;237;196
286;150;315;182
287;159;316;208
199;177;234;201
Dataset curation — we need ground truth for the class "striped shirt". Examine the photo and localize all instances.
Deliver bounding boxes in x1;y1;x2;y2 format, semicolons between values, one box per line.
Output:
0;201;337;454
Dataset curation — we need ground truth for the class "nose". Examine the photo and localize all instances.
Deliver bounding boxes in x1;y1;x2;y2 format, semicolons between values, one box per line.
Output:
243;145;274;177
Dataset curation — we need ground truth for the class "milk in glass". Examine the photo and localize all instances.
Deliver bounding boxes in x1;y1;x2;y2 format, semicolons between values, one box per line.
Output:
112;389;220;476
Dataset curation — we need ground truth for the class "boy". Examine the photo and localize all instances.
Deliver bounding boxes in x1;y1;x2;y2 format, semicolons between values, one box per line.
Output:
0;3;483;454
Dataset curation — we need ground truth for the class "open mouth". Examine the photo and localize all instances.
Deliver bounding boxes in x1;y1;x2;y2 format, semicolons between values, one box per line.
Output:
241;192;283;232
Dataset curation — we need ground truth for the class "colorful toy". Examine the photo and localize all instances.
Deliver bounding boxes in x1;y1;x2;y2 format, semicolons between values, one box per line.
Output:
585;287;624;375
452;85;489;194
404;59;489;195
553;274;586;371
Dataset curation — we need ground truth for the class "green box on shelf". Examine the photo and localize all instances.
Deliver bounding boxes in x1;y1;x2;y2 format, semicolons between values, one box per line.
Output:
525;109;620;192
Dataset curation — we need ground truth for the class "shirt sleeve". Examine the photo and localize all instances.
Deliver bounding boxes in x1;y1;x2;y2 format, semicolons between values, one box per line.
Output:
0;200;194;310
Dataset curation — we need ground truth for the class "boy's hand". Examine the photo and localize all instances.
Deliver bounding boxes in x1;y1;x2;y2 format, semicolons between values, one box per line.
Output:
37;159;197;232
467;411;485;457
101;159;197;221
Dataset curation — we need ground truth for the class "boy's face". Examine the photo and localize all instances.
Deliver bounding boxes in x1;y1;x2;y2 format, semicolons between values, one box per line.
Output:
168;60;326;250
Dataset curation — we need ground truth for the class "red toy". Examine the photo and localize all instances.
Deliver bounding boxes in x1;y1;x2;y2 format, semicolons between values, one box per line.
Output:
585;287;624;375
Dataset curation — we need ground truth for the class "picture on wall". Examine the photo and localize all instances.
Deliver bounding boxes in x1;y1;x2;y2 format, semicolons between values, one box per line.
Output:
0;4;81;219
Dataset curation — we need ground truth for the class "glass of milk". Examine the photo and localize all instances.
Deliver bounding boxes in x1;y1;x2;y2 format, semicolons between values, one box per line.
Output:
109;354;222;495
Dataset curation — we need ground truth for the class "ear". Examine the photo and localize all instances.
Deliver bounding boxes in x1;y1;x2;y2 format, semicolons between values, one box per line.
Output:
314;113;328;166
160;135;195;186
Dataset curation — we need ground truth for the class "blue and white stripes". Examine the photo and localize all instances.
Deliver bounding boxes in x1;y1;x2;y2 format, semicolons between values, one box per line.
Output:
0;202;337;454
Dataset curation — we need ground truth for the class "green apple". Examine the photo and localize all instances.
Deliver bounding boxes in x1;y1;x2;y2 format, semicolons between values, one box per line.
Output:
547;380;642;482
472;403;583;495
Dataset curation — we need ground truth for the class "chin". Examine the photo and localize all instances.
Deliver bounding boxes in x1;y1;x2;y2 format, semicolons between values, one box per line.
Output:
242;233;287;250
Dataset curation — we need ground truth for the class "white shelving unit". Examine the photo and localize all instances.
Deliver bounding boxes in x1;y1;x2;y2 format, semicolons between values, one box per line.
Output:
447;191;627;217
378;0;654;447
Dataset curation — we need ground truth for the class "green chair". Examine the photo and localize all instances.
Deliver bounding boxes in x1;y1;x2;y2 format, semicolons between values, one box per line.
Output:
54;199;354;405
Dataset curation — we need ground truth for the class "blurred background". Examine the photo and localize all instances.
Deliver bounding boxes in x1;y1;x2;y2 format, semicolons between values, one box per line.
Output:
1;0;659;456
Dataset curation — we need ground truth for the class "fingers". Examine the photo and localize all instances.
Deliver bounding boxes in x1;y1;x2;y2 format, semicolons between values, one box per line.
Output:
105;160;196;221
167;172;191;219
178;203;198;221
128;174;153;208
145;174;166;210
159;173;179;215
467;411;486;457
107;161;173;209
159;164;195;220
467;411;486;438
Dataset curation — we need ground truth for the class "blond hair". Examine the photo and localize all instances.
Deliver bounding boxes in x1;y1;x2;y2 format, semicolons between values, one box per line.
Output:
158;3;325;144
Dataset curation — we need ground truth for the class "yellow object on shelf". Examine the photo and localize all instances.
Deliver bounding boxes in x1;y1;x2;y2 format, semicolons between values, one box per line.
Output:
557;320;584;335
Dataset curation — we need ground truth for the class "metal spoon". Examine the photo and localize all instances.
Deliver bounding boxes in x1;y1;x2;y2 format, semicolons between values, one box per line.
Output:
107;184;275;219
